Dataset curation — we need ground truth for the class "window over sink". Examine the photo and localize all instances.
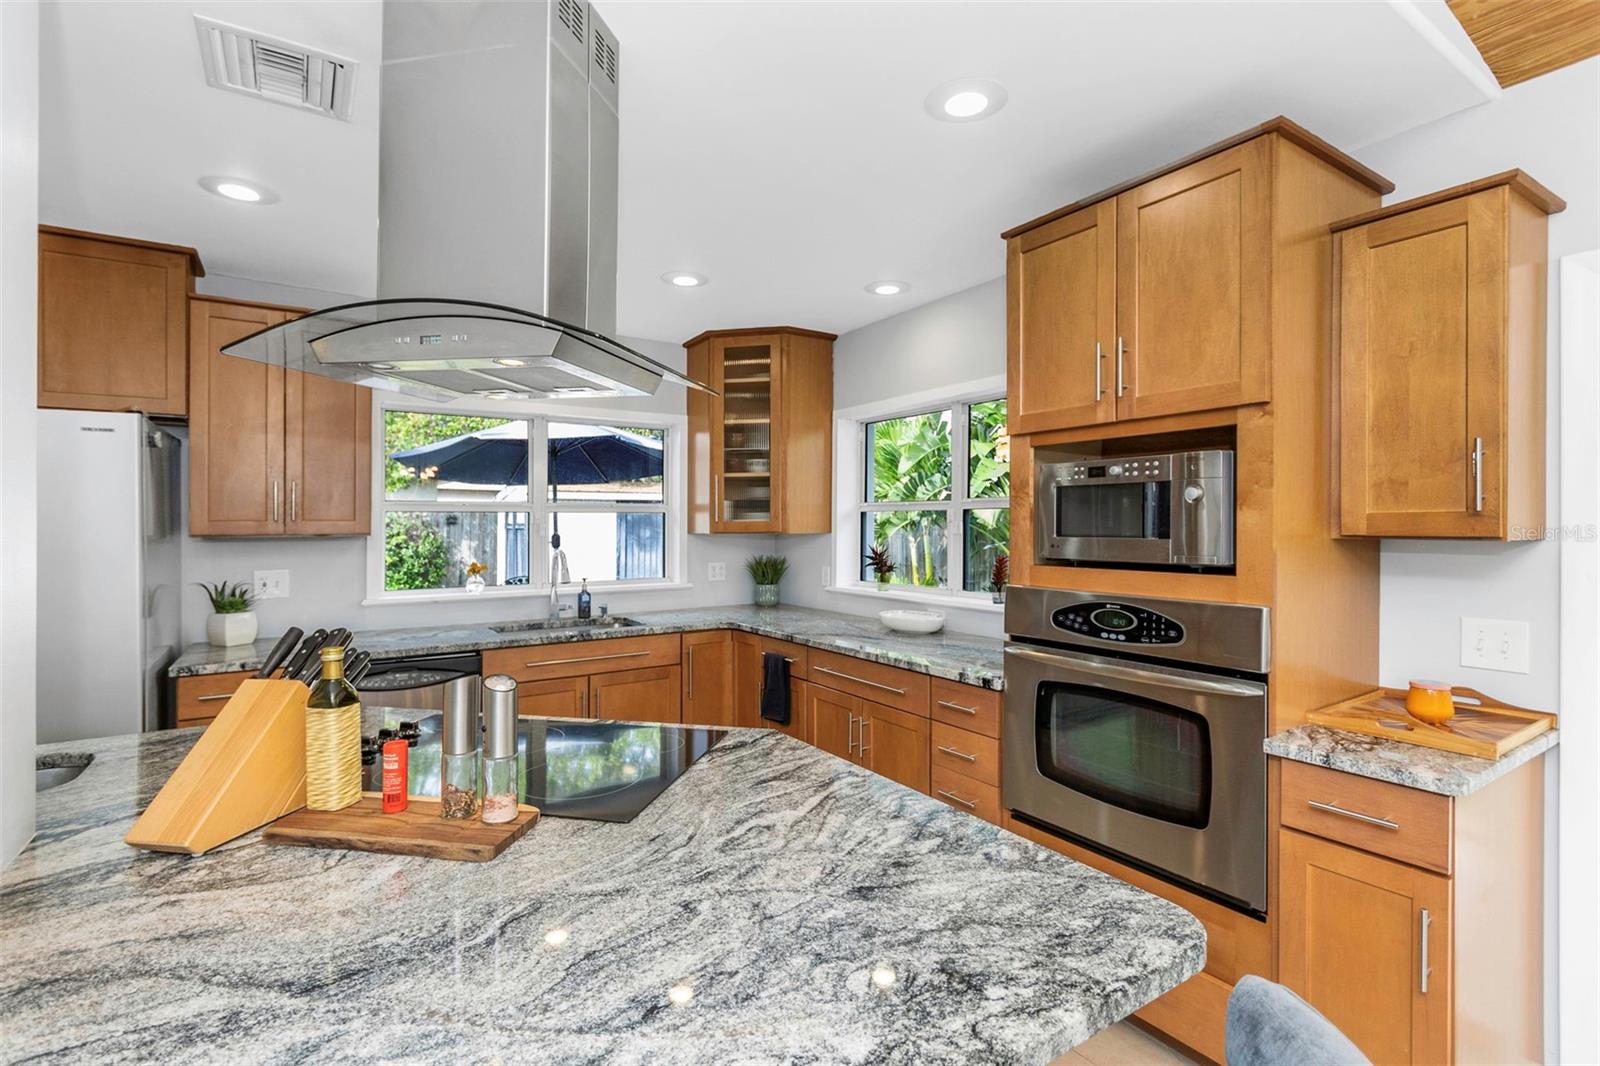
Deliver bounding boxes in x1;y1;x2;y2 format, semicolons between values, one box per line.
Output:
370;405;677;601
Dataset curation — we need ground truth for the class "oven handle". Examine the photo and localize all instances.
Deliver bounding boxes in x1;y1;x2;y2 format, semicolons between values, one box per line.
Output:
1003;645;1266;698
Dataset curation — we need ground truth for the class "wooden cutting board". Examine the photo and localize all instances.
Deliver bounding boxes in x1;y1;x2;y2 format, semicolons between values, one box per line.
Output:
263;796;539;862
1306;686;1555;759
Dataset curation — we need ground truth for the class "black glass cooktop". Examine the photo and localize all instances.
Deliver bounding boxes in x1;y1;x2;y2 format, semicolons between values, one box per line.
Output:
361;713;729;822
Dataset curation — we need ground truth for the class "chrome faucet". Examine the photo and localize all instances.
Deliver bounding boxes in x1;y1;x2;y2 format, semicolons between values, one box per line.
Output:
549;531;573;617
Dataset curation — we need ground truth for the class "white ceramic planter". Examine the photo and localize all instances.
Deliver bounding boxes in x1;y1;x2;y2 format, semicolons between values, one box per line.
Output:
207;610;258;648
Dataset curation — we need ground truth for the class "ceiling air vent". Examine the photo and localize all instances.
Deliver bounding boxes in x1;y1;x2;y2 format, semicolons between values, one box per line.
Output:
194;15;357;122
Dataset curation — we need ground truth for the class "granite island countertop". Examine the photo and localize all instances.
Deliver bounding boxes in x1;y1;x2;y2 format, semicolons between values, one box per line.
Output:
1265;723;1558;797
170;604;1006;689
2;725;1203;1065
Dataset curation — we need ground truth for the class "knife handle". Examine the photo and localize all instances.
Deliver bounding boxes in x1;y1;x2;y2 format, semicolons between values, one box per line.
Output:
255;627;303;679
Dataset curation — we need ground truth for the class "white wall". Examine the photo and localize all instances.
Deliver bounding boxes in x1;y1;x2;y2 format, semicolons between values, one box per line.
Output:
1360;58;1600;710
176;334;777;645
1;0;39;866
780;278;1008;638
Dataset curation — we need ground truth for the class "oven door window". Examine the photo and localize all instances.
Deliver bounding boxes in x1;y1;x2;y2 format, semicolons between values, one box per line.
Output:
1056;481;1170;539
1034;682;1211;828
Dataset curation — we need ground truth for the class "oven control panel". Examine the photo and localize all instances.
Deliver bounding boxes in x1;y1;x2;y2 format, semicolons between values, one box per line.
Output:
1051;602;1185;645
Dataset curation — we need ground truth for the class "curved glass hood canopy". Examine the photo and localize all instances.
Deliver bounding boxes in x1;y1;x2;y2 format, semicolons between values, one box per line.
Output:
222;298;708;403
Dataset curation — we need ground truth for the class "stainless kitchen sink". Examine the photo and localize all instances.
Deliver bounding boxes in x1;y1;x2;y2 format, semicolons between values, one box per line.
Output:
489;616;643;634
36;753;93;792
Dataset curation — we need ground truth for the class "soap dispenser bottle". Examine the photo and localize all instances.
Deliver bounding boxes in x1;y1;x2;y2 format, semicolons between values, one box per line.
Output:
577;578;592;620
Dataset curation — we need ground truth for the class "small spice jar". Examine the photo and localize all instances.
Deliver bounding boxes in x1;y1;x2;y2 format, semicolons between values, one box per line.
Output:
481;674;520;825
440;678;481;820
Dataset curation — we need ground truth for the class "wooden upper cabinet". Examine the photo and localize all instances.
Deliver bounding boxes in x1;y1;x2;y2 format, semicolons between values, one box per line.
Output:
686;327;835;534
1335;173;1562;539
189;300;286;536
1008;199;1117;433
38;227;202;416
1115;136;1271;419
189;297;372;537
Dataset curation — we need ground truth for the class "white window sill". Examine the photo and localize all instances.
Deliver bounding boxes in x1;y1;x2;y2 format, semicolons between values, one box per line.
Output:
362;581;694;608
826;583;1005;613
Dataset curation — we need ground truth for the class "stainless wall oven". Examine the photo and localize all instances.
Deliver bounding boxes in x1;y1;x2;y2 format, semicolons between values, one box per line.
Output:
1035;449;1235;569
1003;587;1269;914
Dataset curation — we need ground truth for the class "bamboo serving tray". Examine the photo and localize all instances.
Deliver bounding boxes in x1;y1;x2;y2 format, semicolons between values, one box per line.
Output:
263;796;540;862
1306;686;1555;759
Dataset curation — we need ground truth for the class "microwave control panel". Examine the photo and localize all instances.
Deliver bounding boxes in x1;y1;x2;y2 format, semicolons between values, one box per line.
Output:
1051;602;1185;645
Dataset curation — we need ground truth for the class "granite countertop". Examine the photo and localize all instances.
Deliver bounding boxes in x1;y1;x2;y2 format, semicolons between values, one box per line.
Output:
2;728;1203;1065
170;604;1006;690
1265;723;1558;797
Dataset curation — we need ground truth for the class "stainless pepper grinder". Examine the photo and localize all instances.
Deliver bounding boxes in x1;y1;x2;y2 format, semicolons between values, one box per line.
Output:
481;675;520;824
440;675;481;820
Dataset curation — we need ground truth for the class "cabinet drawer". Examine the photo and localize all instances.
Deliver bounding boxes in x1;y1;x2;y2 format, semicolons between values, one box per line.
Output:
175;670;255;725
809;650;929;715
931;766;1000;824
930;721;999;786
1281;761;1452;874
483;634;680;683
930;678;1001;738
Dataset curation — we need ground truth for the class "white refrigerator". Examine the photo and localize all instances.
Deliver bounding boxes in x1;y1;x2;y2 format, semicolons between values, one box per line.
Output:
37;411;182;742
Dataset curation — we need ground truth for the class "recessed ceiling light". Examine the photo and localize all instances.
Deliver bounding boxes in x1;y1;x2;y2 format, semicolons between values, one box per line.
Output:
494;358;529;367
866;281;908;297
924;78;1008;123
661;271;708;288
198;175;278;204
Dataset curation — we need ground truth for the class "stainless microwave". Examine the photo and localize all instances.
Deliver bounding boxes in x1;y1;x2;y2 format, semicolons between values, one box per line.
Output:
1035;449;1235;569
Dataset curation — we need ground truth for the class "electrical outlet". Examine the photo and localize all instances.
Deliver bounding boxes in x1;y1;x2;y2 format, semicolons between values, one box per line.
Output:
1460;617;1530;673
708;562;727;582
253;569;290;600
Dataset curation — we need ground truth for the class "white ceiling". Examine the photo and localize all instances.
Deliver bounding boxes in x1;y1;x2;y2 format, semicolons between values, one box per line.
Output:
39;1;1496;341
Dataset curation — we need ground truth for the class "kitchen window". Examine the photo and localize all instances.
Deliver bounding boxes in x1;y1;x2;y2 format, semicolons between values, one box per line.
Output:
853;395;1010;596
372;406;676;599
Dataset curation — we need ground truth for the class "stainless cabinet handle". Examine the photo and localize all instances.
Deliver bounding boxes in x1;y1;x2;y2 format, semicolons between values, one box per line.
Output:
1115;336;1127;397
1094;341;1104;400
271;480;281;523
858;717;870;759
713;473;722;524
527;650;649;668
1307;799;1399;831
289;481;299;523
815;665;905;696
847;712;857;755
1471;436;1484;513
937;745;978;763
937;789;977;811
195;691;238;703
686;645;695;700
1419;908;1432;993
936;699;978;716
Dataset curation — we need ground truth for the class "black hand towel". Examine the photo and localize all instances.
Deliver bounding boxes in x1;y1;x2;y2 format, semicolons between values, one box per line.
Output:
759;651;792;725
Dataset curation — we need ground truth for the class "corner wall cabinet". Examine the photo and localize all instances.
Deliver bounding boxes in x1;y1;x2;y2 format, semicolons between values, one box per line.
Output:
188;297;371;537
685;327;835;534
38;226;203;416
1333;171;1564;539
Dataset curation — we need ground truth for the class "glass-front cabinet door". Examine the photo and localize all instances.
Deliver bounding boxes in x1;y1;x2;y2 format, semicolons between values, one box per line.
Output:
711;335;781;532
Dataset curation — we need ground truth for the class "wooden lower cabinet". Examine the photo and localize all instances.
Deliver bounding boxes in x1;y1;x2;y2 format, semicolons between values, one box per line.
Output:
682;630;734;726
732;632;810;742
806;685;929;794
808;684;856;761
516;676;588;719
590;666;681;724
1279;829;1450;1066
175;670;254;728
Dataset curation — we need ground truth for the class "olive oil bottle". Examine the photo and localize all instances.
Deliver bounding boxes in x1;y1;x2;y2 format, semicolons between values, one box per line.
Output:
305;646;362;811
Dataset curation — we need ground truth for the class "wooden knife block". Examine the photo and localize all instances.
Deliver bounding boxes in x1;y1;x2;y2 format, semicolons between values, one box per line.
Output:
125;678;309;855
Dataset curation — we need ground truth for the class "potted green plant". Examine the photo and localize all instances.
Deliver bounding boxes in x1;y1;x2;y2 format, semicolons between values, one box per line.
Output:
199;580;258;648
745;554;789;607
990;553;1009;605
865;543;896;590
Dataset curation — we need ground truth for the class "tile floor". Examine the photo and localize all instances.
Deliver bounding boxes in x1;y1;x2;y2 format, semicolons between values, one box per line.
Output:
1053;1020;1202;1065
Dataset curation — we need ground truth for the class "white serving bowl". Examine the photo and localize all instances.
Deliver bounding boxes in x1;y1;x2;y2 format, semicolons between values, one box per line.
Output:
879;609;945;634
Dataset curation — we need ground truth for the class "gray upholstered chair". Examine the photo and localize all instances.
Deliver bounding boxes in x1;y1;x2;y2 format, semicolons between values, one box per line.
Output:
1225;975;1370;1066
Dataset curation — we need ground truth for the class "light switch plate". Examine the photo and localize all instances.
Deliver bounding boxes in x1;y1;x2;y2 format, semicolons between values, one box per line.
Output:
708;562;727;582
253;569;290;599
1460;617;1530;674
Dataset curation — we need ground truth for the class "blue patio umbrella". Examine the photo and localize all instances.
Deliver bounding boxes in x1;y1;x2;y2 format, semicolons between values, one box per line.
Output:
388;421;663;491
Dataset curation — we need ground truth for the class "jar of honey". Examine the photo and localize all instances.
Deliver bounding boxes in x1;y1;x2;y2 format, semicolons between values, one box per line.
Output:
1406;680;1456;725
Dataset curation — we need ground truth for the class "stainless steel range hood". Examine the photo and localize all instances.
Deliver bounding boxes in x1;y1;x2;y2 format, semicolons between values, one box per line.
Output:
224;0;706;401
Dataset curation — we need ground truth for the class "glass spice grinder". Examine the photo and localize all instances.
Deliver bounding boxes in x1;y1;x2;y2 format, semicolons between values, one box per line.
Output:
440;673;481;820
481;675;520;825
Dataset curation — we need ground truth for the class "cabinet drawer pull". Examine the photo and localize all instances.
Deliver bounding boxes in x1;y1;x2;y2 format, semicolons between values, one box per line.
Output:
526;650;649;668
1094;341;1104;400
1471;436;1484;513
195;691;238;703
1307;799;1399;831
936;699;978;716
936;745;978;763
1419;907;1432;993
858;718;870;758
936;789;977;811
1115;336;1127;397
686;645;694;699
847;712;858;755
815;665;905;696
271;480;281;523
289;480;299;524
